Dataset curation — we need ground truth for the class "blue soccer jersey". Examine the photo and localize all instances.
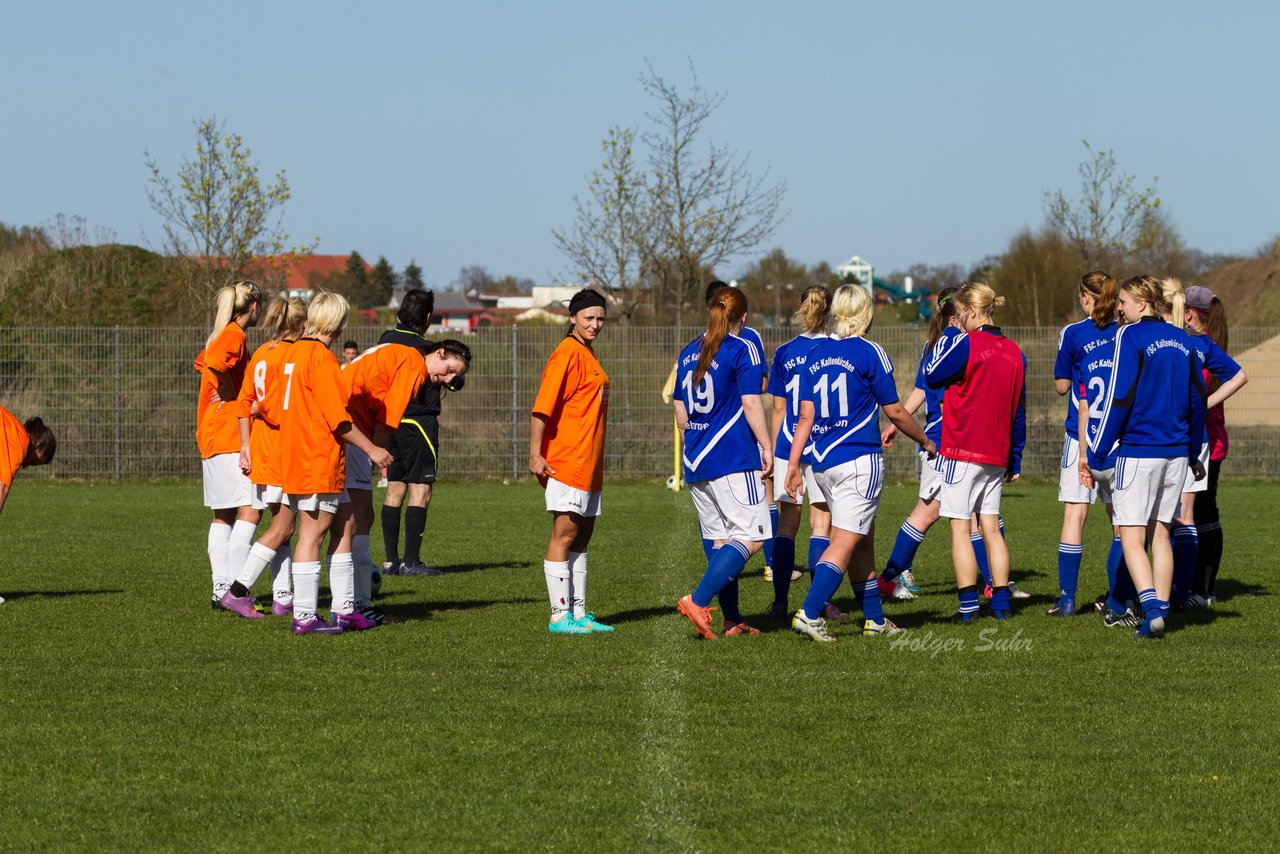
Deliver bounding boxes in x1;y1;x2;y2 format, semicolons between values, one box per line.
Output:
1090;317;1207;463
799;335;899;472
1054;318;1119;440
677;332;766;483
914;326;962;446
741;326;769;391
1190;331;1241;385
767;333;825;463
1077;322;1120;470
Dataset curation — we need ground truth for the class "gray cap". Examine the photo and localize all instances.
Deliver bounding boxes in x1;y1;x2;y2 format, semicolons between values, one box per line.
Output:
1185;285;1216;312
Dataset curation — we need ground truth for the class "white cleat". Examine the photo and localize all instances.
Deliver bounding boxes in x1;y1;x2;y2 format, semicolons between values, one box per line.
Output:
792;609;836;643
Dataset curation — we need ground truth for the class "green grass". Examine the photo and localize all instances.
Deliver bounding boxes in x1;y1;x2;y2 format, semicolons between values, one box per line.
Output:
1;478;1278;851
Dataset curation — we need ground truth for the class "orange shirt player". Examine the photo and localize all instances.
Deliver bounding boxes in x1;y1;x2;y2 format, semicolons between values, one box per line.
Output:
0;405;56;604
529;288;613;635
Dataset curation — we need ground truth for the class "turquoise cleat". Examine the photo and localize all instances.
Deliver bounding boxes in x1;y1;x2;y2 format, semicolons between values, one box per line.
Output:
549;614;592;634
574;612;615;633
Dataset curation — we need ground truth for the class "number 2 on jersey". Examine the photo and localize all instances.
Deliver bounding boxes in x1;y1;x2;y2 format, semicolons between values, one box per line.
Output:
1087;376;1106;422
680;371;715;414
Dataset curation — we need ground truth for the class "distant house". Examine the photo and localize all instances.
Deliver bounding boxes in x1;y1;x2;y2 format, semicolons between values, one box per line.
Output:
428;291;489;334
243;254;373;300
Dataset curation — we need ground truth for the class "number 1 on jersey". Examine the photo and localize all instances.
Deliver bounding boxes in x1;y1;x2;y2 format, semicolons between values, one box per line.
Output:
680;371;715;414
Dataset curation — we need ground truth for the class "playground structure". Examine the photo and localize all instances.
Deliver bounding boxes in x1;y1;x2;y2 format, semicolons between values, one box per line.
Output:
836;255;934;317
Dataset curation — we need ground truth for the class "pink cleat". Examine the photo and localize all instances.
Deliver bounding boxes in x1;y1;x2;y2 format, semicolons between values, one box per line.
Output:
291;616;343;635
220;591;265;620
271;598;293;616
333;611;376;631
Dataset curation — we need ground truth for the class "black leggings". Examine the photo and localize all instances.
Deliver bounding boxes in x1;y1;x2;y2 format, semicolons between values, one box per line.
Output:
1192;458;1224;596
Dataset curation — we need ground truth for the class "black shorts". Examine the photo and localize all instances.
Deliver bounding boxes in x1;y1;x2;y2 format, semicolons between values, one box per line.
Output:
386;417;439;484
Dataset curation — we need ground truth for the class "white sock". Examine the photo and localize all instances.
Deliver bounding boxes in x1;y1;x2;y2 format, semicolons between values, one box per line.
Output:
292;561;321;622
328;552;355;615
352;534;375;571
270;544;292;603
207;523;231;598
569;551;587;619
226;519;258;586
235;541;277;589
544;560;570;620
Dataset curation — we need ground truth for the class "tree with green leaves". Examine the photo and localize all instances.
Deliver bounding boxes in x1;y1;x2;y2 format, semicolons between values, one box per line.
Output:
369;256;398;307
403;260;425;290
144;117;316;300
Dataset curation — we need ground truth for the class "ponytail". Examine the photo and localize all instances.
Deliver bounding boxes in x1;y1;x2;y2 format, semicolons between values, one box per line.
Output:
1204;298;1229;355
1160;278;1186;329
791;286;831;334
693;286;748;388
260;298;289;340
926;286;960;353
1081;270;1118;328
206;280;263;349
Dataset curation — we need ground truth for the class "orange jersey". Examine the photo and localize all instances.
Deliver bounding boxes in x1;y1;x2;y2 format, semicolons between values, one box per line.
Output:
0;406;30;489
195;323;249;458
339;343;427;439
277;339;351;495
236;339;295;487
532;337;609;492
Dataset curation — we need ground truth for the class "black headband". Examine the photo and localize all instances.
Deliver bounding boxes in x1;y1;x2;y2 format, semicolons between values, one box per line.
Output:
569;289;607;315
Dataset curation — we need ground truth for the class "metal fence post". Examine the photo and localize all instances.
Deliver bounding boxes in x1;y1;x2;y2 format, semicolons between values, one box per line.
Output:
113;325;122;480
511;324;518;480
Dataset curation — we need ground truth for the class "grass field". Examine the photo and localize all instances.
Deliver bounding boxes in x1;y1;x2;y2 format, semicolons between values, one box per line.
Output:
1;478;1278;851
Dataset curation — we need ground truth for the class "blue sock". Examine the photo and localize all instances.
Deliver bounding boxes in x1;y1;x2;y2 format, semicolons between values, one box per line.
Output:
860;577;884;623
991;585;1011;613
1171;523;1199;601
807;536;830;579
958;584;979;615
998;516;1006;539
763;503;778;569
772;535;796;605
719;578;741;623
691;541;748;607
1138;587;1161;620
972;533;993;588
802;562;844;620
1057;542;1084;600
701;537;714;563
1105;537;1128;615
882;521;925;581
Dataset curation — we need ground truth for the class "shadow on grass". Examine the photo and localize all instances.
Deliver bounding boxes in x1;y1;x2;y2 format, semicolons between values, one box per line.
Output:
381;597;539;622
1169;607;1243;632
1214;578;1269;600
3;588;124;601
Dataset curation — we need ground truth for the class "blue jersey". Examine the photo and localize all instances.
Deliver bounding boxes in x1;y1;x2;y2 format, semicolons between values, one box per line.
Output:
799;335;899;472
1055;318;1119;440
1189;331;1241;384
1077;322;1120;469
914;326;962;445
677;333;766;483
740;326;768;391
1090;317;1207;463
767;333;825;463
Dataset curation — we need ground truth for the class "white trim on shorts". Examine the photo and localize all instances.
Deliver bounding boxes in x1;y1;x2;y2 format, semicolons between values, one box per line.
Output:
1182;443;1210;494
1111;456;1187;526
289;492;342;514
344;443;374;491
918;448;944;502
1058;434;1097;504
813;453;884;535
773;457;823;506
689;470;770;542
544;477;602;517
939;457;1006;520
202;453;251;510
251;483;289;511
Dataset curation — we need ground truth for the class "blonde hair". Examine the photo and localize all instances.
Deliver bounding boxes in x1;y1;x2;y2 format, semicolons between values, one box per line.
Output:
1080;270;1118;328
259;296;308;342
791;286;831;334
953;282;1006;319
1160;277;1186;329
304;292;349;338
695;286;748;387
829;284;874;339
207;280;263;349
1121;275;1170;319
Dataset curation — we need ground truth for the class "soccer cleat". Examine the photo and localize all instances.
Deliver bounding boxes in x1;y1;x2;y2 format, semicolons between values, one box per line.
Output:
1103;608;1140;628
1205;595;1217;607
900;570;922;595
790;569;802;581
821;602;848;621
764;601;789;619
1135;615;1166;639
400;562;443;577
549;613;591;634
1008;581;1032;599
219;591;265;620
1091;594;1109;613
763;566;774;582
792;609;836;642
270;598;293;616
1184;592;1210;608
877;577;897;598
949;610;982;624
891;579;916;601
677;595;717;640
359;604;403;626
381;560;401;577
722;619;761;637
1047;596;1075;617
334;611;377;631
863;617;903;636
574;612;615;632
291;616;343;635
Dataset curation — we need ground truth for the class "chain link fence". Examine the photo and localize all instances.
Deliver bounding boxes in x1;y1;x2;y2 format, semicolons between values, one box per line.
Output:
2;323;1278;481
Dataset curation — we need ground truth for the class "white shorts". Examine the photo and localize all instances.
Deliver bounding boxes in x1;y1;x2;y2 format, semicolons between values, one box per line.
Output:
939;458;1006;520
288;492;342;514
250;483;289;511
813;454;885;536
1058;434;1097;504
544;477;602;517
1089;467;1115;506
344;443;374;491
689;471;770;542
773;457;823;506
202;453;251;510
1182;444;1210;494
918;449;945;501
1112;456;1187;526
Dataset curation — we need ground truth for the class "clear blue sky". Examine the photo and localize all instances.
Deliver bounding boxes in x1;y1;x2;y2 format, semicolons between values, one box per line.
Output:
3;0;1277;288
